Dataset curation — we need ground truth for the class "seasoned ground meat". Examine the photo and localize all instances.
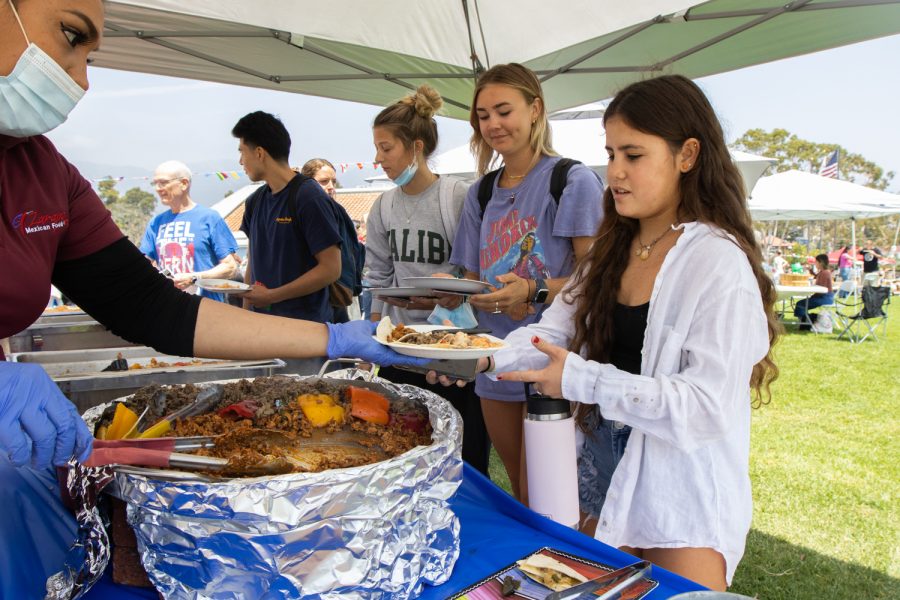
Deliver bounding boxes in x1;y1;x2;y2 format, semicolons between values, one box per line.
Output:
116;377;432;476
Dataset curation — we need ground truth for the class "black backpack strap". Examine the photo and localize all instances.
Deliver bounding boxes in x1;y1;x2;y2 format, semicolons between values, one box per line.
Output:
477;168;502;219
283;174;312;239
243;183;269;223
550;158;581;205
479;159;581;219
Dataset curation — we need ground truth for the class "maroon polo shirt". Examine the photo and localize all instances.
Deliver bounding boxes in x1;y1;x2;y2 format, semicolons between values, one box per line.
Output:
0;134;123;350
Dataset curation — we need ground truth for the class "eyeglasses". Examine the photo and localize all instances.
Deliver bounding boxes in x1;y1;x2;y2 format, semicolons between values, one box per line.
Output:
151;178;180;187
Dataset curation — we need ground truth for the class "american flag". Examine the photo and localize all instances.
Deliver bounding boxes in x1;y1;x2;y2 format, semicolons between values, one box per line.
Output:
818;149;839;178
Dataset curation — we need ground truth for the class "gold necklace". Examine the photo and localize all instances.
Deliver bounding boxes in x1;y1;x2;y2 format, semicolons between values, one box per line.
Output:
635;223;678;260
503;166;530;180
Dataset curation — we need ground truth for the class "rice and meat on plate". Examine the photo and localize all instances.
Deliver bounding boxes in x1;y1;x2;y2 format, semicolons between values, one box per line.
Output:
382;319;502;349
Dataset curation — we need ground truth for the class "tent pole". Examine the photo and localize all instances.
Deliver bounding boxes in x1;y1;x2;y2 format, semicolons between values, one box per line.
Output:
892;216;900;280
851;217;857;285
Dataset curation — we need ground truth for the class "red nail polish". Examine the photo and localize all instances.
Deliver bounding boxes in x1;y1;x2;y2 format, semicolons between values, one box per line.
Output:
532;336;539;344
497;375;503;380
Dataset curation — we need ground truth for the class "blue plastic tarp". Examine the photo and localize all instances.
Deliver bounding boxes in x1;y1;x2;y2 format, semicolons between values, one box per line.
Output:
84;464;705;599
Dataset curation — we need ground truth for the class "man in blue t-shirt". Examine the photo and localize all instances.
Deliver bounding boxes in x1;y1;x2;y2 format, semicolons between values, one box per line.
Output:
233;112;341;324
139;160;239;303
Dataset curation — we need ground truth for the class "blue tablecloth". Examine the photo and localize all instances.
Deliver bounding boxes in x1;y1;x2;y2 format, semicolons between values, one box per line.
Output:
84;464;705;599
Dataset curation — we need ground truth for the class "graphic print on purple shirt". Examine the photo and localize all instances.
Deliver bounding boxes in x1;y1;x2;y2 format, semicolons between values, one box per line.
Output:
481;212;550;284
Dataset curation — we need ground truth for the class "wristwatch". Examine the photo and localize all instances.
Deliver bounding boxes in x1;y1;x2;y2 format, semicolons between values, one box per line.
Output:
532;278;550;304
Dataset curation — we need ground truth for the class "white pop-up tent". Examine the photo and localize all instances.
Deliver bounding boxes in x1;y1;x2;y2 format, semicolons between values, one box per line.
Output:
370;108;776;195
748;169;900;252
98;1;900;119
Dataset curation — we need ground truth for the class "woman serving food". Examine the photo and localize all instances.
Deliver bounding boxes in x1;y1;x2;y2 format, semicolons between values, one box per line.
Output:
0;1;424;596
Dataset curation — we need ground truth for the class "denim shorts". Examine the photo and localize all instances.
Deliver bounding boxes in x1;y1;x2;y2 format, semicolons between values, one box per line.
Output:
578;411;632;518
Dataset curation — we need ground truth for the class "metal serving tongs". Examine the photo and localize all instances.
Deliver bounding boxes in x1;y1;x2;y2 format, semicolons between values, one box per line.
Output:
83;436;227;471
544;560;652;600
85;427;385;474
121;384;224;439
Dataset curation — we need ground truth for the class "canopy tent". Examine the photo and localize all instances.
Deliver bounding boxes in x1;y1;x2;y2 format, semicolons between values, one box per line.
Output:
749;170;900;221
748;169;900;254
98;0;900;119
369;111;776;196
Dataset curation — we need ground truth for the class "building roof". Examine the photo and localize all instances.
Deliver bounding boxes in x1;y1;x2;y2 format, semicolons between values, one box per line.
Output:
214;185;388;233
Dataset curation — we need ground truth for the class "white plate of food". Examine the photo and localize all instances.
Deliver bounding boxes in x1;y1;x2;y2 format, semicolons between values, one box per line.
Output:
194;278;251;293
401;276;491;295
374;318;507;360
367;286;435;298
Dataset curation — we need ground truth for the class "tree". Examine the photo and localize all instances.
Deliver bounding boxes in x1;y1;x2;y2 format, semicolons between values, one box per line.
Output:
97;178;157;242
97;178;120;204
731;128;894;190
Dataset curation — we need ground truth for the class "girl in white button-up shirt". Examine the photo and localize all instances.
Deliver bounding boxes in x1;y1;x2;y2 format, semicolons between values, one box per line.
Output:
483;76;780;590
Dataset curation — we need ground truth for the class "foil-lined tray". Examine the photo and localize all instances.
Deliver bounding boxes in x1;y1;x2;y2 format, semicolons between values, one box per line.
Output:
52;369;463;599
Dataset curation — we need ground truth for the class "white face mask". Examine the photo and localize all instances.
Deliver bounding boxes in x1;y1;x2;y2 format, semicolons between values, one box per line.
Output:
0;0;86;137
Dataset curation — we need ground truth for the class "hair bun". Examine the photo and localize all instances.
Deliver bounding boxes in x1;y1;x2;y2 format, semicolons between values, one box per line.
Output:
411;84;443;119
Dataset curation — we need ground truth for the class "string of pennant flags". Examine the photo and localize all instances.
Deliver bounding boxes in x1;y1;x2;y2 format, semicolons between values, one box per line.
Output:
87;162;382;185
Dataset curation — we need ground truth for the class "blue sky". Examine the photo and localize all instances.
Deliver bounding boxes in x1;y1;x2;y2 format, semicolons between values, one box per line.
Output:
46;33;900;206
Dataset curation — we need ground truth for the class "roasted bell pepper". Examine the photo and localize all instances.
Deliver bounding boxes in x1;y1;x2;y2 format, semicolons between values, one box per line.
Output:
138;419;172;439
104;403;139;440
349;387;390;425
389;411;428;434
297;393;345;427
218;399;260;420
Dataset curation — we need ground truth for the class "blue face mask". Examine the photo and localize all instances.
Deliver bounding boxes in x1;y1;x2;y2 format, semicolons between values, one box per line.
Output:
391;157;418;187
0;1;86;137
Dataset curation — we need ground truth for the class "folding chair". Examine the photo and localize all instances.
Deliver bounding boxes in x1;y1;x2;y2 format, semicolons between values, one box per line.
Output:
836;279;857;300
835;286;891;343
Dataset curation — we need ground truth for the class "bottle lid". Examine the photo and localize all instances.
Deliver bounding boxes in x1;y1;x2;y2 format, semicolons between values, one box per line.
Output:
526;395;570;419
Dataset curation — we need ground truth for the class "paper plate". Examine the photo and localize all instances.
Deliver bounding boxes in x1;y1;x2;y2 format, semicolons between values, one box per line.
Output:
373;323;507;360
367;287;435;298
195;278;251;294
401;277;491;295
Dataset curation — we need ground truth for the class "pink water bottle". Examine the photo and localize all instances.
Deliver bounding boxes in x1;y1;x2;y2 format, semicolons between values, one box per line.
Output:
523;384;580;528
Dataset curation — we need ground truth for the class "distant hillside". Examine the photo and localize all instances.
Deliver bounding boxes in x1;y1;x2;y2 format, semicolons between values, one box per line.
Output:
69;158;249;212
67;157;371;213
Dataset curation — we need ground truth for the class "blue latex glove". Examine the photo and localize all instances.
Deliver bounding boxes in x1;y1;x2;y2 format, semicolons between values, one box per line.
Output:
0;363;92;468
326;321;430;367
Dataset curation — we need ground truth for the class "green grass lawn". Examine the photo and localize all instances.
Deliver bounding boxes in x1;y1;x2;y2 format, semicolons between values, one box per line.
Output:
487;296;899;599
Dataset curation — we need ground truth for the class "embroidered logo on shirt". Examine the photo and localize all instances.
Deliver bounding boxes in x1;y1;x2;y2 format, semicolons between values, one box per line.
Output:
275;216;293;224
12;210;69;235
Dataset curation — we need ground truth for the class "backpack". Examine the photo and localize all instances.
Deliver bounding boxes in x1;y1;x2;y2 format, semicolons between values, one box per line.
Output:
476;158;582;218
245;174;362;306
323;200;365;298
379;175;462;246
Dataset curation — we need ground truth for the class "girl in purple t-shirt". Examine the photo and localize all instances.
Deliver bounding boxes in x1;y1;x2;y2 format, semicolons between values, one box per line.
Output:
450;64;604;503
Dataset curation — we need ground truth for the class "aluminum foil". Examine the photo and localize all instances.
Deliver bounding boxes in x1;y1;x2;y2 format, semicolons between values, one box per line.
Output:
46;461;115;600
67;370;463;599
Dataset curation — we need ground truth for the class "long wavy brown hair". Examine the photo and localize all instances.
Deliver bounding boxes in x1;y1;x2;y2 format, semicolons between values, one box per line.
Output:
567;75;779;419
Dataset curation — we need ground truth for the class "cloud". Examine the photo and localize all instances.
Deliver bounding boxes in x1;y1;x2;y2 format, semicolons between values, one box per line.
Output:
89;81;218;99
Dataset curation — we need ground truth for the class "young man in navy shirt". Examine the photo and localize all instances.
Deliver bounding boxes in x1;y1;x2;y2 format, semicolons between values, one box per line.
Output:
234;112;341;325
